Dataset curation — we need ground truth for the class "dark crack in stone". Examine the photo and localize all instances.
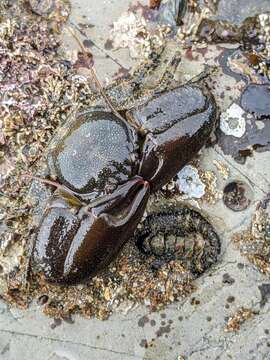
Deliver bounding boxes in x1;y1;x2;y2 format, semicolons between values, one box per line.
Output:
259;284;270;307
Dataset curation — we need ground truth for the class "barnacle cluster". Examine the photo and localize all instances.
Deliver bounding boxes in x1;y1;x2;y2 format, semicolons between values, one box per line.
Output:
234;194;270;278
110;11;172;59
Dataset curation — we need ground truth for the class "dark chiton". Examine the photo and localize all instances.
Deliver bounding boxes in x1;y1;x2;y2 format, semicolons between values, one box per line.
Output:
135;207;221;276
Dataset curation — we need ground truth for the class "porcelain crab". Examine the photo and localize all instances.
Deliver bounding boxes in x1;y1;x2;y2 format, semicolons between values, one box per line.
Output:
31;44;218;285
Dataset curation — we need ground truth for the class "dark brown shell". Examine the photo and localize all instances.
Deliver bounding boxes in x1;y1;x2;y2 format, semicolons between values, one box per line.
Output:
47;111;139;199
127;85;218;191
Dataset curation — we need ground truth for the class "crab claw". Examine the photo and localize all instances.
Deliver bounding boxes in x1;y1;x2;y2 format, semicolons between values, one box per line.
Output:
31;177;150;284
127;85;218;192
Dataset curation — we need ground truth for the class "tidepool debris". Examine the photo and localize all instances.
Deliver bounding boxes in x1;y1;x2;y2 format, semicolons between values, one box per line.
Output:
224;307;255;333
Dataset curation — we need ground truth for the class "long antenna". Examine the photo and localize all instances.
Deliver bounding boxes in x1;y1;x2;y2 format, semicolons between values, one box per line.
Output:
23;173;65;189
23;173;84;206
66;26;126;122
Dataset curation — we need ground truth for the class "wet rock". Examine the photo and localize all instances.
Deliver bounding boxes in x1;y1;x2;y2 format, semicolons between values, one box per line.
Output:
241;84;270;119
217;0;270;25
217;103;270;162
158;0;187;26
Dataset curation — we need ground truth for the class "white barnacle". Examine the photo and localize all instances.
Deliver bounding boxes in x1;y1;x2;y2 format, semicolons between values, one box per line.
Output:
176;165;206;199
220;103;246;138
